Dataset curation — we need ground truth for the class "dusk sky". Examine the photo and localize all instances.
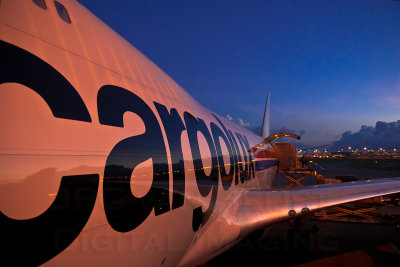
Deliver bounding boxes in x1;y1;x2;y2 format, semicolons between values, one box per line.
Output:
79;0;400;146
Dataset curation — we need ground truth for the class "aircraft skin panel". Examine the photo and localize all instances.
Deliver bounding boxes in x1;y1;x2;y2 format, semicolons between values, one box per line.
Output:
0;1;399;266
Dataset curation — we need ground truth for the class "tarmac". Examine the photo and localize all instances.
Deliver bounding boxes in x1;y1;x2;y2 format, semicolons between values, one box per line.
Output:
201;159;400;266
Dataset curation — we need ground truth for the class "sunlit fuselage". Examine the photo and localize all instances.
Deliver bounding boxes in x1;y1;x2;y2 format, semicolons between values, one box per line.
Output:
0;0;277;266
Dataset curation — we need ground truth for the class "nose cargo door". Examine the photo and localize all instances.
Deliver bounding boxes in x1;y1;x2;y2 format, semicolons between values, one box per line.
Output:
272;141;317;188
273;142;298;172
251;132;321;187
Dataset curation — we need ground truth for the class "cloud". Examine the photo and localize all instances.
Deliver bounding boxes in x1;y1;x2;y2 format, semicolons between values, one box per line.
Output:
225;114;250;127
237;118;250;127
331;120;400;150
225;115;267;137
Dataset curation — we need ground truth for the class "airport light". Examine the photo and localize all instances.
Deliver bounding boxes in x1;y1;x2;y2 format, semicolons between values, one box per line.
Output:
364;147;367;151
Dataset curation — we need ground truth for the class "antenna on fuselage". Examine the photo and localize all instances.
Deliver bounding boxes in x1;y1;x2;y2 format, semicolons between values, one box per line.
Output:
260;91;270;138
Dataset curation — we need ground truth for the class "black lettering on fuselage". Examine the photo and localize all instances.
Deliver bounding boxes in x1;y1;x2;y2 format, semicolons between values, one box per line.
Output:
0;40;98;266
242;135;256;179
236;133;249;181
210;122;235;190
1;40;259;263
0;40;92;122
184;112;219;231
98;85;170;233
228;130;245;184
212;116;242;185
154;103;186;209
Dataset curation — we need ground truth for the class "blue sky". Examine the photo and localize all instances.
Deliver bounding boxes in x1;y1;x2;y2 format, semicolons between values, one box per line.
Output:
79;0;400;145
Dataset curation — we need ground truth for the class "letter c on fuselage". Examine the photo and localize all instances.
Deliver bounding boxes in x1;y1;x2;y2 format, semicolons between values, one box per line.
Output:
0;40;99;266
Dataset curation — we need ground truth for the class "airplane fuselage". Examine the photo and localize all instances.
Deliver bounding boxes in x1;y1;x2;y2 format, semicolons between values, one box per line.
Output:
0;1;277;266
